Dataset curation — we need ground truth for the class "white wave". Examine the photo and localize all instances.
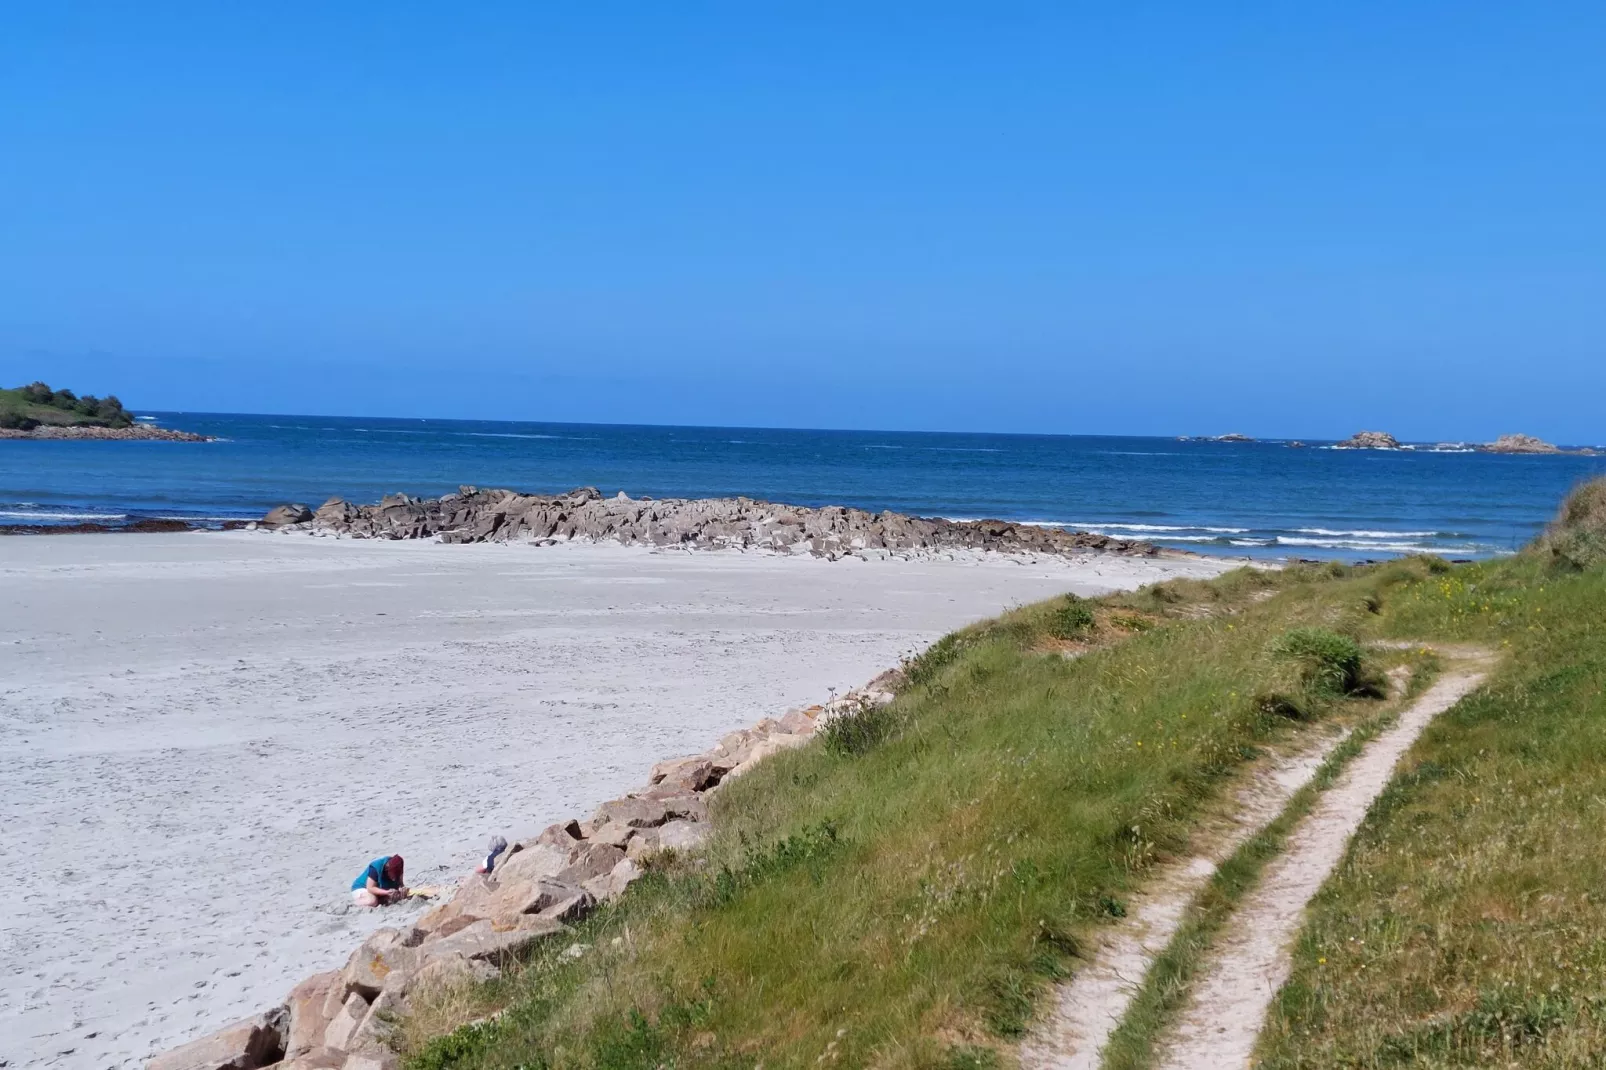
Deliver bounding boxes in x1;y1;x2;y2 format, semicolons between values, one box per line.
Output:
922;447;1003;453
1276;536;1482;553
1293;527;1441;538
458;432;565;440
0;510;128;520
1070;522;1251;534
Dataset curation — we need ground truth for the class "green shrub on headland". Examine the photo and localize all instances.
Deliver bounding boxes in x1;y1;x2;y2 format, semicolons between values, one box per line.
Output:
0;381;135;430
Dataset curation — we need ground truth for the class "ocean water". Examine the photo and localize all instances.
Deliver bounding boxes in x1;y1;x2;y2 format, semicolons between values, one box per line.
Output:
2;412;1602;560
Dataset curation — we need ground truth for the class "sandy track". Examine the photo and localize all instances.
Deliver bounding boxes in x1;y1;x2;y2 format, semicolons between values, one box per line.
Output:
1018;729;1350;1070
1155;655;1491;1069
0;532;1229;1070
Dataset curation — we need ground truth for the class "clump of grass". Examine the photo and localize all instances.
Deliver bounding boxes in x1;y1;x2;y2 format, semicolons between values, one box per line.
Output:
820;696;900;756
1273;628;1366;694
1531;475;1606;571
1047;595;1096;639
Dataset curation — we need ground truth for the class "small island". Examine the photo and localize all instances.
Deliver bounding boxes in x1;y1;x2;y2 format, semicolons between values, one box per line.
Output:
0;382;209;440
1333;430;1402;450
1480;433;1561;454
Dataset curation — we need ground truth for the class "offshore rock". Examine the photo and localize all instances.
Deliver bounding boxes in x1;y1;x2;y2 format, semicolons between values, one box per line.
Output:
1481;433;1561;454
265;487;1163;558
1333;431;1402;450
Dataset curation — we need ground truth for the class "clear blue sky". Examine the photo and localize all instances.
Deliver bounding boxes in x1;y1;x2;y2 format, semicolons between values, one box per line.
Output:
2;4;1602;442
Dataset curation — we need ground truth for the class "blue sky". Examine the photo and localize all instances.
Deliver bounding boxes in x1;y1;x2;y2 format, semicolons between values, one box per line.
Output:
2;4;1602;441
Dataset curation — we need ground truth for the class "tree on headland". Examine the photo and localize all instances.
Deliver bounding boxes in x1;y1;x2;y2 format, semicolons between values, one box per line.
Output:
2;381;136;429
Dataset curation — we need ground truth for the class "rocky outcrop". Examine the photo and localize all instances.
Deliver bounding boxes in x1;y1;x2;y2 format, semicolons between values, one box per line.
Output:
0;423;211;441
1481;433;1561;454
263;504;314;527
1333;431;1402;450
259;487;1163;559
147;675;894;1070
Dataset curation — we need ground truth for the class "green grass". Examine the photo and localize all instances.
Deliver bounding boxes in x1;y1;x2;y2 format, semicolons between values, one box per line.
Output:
1254;554;1606;1068
0;381;134;430
401;565;1414;1070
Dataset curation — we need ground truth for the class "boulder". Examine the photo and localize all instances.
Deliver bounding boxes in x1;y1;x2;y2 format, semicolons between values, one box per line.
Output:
592;797;673;829
556;842;626;885
148;1009;288;1070
581;858;642;902
341;929;421;999
656;820;709;853
284;972;341;1058
649;756;718;791
263;504;314;526
494;842;571;884
423;915;564;965
588;820;638;849
536;885;596;923
776;708;818;735
534;820;584;849
322;993;371;1051
279;1049;346;1070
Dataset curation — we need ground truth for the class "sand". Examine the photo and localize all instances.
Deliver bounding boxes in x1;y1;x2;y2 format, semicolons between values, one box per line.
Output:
0;532;1232;1069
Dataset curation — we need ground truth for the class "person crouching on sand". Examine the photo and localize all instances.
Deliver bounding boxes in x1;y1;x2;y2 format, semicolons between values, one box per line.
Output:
351;854;407;907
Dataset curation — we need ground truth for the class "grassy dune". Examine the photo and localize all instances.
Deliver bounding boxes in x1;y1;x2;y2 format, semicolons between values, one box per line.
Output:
403;479;1606;1069
403;569;1412;1069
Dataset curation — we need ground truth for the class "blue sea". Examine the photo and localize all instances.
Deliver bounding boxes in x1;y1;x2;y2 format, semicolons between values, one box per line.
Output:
3;412;1602;560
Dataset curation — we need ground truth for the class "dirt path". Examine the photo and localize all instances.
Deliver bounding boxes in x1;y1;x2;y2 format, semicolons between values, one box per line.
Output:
1153;655;1491;1069
1018;726;1352;1070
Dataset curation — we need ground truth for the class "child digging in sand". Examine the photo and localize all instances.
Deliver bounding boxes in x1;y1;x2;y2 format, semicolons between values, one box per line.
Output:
351;853;407;907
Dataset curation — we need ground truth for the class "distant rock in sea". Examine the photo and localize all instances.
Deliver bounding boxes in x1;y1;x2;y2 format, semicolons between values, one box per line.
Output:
1333;431;1402;450
261;486;1169;559
1480;433;1561;454
1208;433;1255;443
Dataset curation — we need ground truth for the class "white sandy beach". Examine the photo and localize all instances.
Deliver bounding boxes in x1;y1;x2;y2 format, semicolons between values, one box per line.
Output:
0;532;1233;1068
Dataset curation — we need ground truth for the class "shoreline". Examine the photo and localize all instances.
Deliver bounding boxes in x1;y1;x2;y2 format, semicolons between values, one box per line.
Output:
0;533;1235;1069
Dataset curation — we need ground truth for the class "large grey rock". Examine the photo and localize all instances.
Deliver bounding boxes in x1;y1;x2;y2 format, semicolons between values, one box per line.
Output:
556;842;625;885
423;915;564;965
322;992;370;1051
341;929;421;999
284;971;341;1058
147;1008;288;1070
262;504;313;526
582;858;642;902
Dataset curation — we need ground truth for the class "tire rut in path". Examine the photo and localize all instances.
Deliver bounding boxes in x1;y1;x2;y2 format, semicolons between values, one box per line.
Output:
1018;727;1352;1070
1153;656;1491;1069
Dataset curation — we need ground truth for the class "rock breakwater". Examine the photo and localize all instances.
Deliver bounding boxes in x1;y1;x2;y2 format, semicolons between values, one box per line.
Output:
146;678;895;1070
260;486;1163;558
0;423;211;441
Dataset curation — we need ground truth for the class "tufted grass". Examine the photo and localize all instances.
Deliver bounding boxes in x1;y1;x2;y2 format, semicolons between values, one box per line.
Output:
1253;554;1606;1068
398;559;1437;1070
